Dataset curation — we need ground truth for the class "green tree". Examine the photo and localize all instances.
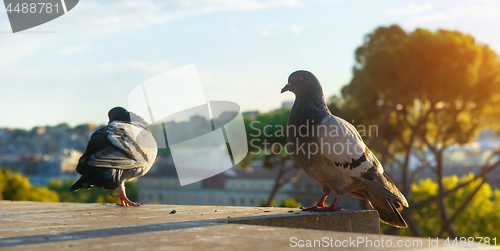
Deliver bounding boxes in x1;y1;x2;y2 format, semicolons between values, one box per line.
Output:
388;173;500;237
0;167;139;204
338;25;500;237
279;198;302;208
0;168;59;202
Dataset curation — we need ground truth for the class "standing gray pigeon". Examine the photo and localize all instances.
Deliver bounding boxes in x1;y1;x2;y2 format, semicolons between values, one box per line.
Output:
281;70;408;228
69;107;158;206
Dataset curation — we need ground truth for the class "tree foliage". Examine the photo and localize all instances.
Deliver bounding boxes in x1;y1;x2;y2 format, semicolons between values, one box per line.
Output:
278;197;302;208
0;168;59;202
0;167;138;204
386;173;500;237
343;25;500;155
336;24;500;237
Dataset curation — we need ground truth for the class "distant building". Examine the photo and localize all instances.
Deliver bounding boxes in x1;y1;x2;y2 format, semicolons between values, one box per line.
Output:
386;129;500;189
1;153;40;175
137;160;363;209
137;164;292;206
0;123;95;185
29;149;82;185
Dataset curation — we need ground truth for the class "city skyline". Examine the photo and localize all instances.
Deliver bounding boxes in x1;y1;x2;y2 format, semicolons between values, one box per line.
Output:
1;0;500;129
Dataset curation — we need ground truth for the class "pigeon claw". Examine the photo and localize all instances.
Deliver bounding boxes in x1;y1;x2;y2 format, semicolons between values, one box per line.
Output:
300;206;341;212
300;206;320;211
116;199;142;207
300;197;341;212
312;206;341;212
300;205;342;212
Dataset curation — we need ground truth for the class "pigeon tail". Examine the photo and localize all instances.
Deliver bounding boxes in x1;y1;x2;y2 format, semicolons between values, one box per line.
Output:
68;180;82;192
69;166;122;193
365;189;407;228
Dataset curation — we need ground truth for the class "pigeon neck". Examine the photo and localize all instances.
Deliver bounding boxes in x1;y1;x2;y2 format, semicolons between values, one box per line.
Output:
129;112;151;130
293;92;330;121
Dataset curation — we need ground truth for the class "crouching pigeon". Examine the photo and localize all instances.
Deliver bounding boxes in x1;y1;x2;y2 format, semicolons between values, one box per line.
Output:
281;70;409;228
69;107;158;206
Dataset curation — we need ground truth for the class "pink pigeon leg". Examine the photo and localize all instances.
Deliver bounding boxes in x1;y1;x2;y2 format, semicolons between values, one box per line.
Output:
312;196;341;211
300;194;328;211
112;183;141;207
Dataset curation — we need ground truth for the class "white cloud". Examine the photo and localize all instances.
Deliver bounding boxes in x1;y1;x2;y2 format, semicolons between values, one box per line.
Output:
0;0;304;72
255;23;306;37
450;5;500;19
0;58;173;84
386;3;432;16
67;0;304;37
255;22;280;37
386;2;500;23
97;60;174;76
385;2;449;22
260;30;271;37
413;12;447;22
289;24;306;34
57;44;92;55
0;36;56;67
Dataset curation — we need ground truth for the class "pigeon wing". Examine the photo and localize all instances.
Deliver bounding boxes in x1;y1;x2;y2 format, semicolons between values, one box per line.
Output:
79;122;156;171
76;127;110;174
317;114;408;207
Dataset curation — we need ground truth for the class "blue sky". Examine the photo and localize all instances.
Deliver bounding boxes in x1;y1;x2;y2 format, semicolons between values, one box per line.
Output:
1;0;499;129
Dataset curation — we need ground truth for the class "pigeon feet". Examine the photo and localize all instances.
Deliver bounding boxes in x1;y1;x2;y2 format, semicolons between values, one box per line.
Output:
300;206;321;211
300;205;342;211
312;206;341;211
113;195;142;207
300;197;341;212
116;200;141;207
111;183;142;207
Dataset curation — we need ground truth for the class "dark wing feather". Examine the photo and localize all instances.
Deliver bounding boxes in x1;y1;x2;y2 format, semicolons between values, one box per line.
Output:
367;190;408;228
349;188;407;228
76;125;143;174
86;146;142;169
352;163;409;208
76;127;108;174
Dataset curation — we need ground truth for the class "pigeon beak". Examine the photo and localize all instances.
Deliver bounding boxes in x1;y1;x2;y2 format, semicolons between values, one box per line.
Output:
281;83;292;93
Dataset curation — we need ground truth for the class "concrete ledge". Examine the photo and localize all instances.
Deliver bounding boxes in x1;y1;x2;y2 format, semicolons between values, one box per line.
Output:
0;201;480;250
0;201;379;236
228;210;379;234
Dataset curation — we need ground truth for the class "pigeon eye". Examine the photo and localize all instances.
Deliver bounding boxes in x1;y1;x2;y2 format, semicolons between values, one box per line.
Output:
298;76;304;81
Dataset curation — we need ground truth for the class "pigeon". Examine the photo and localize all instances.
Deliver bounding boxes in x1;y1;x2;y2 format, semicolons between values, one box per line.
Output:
281;70;409;228
69;107;158;206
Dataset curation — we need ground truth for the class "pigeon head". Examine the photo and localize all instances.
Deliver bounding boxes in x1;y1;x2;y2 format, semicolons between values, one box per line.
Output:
108;107;150;129
108;107;131;123
281;70;324;98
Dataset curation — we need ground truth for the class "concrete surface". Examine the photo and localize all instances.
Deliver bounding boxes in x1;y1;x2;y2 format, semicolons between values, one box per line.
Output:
228;209;380;233
0;201;494;250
